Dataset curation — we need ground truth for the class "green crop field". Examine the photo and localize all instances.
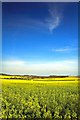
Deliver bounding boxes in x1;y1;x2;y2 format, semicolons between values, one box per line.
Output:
1;78;80;120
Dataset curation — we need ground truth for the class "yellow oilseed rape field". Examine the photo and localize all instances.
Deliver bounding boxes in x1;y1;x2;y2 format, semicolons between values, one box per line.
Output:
1;76;80;119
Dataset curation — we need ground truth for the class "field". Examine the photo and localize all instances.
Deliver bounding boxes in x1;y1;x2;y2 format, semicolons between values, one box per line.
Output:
1;76;80;120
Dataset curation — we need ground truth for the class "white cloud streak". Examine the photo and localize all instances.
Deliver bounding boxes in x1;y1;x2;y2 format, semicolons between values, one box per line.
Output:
9;4;62;33
1;59;78;76
46;7;62;32
51;47;77;52
26;6;62;32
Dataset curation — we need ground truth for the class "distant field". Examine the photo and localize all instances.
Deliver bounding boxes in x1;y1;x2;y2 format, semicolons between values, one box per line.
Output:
0;75;79;86
0;75;79;81
1;79;79;87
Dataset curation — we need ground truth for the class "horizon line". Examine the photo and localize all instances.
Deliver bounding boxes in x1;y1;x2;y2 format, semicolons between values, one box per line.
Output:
0;73;79;77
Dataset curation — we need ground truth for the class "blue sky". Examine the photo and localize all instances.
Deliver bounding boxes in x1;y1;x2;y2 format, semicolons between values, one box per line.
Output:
2;2;78;75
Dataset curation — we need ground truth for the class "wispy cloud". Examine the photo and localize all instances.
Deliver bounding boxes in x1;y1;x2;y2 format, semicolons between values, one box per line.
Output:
51;47;77;52
45;6;62;32
9;4;63;33
1;59;78;75
26;6;62;33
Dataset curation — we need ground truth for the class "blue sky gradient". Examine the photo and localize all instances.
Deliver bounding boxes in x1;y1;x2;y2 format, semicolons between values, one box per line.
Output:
2;2;78;75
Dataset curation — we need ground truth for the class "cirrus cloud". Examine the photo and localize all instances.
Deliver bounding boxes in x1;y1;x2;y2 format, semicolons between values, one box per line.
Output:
51;47;77;52
7;4;63;33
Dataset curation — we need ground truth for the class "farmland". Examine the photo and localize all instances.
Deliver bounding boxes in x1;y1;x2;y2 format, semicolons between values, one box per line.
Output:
1;75;80;119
